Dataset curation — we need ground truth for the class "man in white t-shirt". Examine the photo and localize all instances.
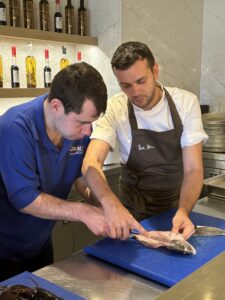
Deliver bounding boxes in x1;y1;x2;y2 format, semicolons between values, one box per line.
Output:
82;41;208;240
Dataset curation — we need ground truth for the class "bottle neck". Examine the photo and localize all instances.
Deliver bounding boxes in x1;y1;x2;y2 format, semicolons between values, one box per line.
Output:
56;0;60;12
80;0;84;9
28;44;33;57
45;58;49;67
12;55;17;65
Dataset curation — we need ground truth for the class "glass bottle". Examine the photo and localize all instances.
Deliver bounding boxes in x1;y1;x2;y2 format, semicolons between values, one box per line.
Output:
0;54;3;88
0;0;7;25
65;0;75;35
9;0;20;27
25;42;36;88
23;0;34;29
54;0;63;33
11;46;20;88
44;49;51;88
60;46;69;70
78;0;87;36
39;0;50;31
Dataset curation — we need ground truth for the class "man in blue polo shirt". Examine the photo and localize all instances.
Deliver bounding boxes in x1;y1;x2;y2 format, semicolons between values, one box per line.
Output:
0;62;145;281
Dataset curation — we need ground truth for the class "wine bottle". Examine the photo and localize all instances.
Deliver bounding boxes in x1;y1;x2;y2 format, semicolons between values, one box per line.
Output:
44;49;51;88
11;46;20;88
0;54;3;88
65;0;75;35
39;0;50;31
54;0;63;33
78;0;87;36
9;0;20;27
60;46;69;70
23;0;34;29
25;42;36;88
0;0;7;25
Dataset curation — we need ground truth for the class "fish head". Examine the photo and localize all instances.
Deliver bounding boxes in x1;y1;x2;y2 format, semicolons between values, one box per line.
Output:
169;239;196;255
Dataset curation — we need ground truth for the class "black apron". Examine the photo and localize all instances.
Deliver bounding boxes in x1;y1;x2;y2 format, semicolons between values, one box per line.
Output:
120;88;183;221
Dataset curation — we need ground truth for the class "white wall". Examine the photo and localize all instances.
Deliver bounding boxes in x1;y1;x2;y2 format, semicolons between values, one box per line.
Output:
200;0;225;111
121;0;204;98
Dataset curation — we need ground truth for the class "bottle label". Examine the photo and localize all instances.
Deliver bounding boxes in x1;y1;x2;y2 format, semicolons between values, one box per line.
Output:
13;69;19;83
78;11;87;35
40;5;50;31
44;70;51;84
56;17;63;29
0;8;6;22
24;3;34;29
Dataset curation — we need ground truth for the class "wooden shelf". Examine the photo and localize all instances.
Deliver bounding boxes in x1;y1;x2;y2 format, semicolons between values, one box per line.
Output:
0;25;98;46
0;88;49;98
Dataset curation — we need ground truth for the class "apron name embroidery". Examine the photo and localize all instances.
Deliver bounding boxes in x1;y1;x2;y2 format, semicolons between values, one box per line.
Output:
138;144;155;151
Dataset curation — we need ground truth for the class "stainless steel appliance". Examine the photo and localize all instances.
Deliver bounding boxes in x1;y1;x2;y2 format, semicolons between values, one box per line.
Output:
203;151;225;178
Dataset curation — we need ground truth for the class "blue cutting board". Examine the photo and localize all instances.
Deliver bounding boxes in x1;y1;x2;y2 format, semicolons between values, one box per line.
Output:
0;271;84;299
84;210;225;287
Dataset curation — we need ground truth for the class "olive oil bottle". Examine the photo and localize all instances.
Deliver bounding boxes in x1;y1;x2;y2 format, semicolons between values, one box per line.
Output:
26;42;36;88
60;46;69;70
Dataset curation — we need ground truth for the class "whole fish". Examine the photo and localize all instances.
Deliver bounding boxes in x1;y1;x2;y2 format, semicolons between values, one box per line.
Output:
0;284;63;299
131;231;196;255
193;225;225;236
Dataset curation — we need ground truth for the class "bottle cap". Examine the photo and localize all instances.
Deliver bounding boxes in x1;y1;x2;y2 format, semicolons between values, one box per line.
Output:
62;46;67;54
45;49;49;59
11;46;16;57
77;51;82;61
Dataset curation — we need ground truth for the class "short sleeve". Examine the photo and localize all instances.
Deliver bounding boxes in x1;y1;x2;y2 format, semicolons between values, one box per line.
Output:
91;100;118;151
179;94;208;147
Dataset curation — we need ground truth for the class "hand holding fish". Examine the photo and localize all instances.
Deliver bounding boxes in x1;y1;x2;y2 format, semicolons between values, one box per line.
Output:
172;208;195;240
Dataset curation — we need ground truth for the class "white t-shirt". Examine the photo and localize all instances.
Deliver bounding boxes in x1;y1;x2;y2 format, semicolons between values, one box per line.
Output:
91;83;208;164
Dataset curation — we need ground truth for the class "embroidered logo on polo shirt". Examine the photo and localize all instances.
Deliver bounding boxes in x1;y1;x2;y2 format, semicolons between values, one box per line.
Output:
138;144;155;151
69;145;84;155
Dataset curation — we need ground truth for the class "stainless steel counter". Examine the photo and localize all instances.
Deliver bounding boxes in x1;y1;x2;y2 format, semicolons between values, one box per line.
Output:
35;251;166;299
35;196;225;300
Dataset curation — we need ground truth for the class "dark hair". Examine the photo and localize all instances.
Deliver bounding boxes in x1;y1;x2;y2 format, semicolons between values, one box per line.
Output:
111;41;155;70
48;62;107;115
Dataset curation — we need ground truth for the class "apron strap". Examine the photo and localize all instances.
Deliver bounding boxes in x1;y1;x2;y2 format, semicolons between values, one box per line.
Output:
164;88;183;128
128;100;138;129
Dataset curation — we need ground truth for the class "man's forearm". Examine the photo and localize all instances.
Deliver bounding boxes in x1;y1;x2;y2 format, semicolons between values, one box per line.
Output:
20;193;95;222
84;163;120;208
178;169;203;214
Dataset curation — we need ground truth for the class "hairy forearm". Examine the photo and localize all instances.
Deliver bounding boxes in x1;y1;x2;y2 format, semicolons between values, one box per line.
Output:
178;168;204;214
20;193;95;223
84;164;120;207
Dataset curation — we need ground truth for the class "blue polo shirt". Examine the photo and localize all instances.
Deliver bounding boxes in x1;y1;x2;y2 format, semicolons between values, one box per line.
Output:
0;94;90;260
